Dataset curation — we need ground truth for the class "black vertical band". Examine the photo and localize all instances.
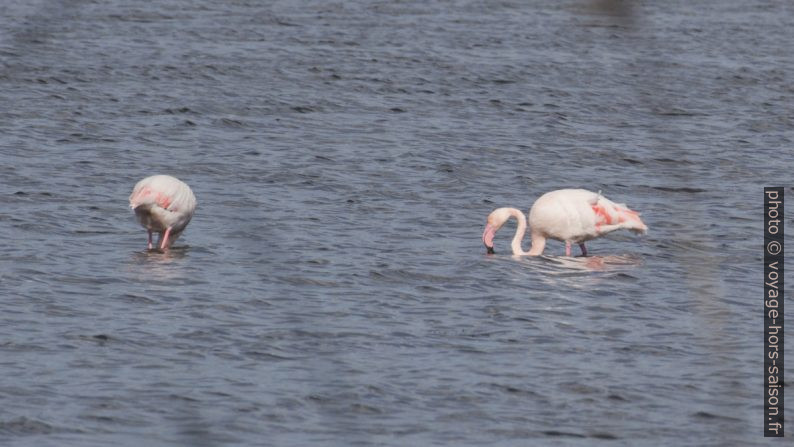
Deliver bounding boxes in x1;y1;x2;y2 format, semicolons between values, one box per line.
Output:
764;187;784;437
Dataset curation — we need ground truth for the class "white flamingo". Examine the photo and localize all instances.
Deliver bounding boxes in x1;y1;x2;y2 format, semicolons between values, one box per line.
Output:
129;175;197;250
482;189;647;256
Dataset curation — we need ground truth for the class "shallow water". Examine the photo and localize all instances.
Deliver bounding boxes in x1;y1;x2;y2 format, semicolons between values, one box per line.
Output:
0;0;791;445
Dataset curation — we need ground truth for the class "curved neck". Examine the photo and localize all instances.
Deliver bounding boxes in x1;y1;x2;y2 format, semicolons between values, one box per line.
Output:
507;208;545;256
507;208;530;256
527;231;546;256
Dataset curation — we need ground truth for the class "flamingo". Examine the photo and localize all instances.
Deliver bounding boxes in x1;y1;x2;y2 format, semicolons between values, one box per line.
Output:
482;189;647;256
129;175;197;250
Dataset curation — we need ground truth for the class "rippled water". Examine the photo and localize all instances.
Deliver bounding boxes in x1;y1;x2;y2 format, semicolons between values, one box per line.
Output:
1;0;791;445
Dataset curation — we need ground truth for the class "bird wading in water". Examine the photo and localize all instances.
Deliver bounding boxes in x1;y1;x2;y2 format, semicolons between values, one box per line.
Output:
482;189;647;256
129;175;197;250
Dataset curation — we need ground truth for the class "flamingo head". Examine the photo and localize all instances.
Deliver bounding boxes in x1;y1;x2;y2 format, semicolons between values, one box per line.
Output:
129;186;156;211
482;208;514;254
130;201;148;212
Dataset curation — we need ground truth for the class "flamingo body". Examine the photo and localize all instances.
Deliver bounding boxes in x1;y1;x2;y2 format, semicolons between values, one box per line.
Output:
482;189;647;256
129;175;197;250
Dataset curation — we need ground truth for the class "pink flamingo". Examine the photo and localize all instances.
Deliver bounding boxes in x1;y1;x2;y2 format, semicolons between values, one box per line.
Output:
482;189;647;256
129;175;197;250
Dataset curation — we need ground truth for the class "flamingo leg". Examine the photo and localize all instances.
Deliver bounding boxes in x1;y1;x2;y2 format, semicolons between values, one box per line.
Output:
565;241;572;257
147;230;153;250
579;243;587;256
160;227;172;250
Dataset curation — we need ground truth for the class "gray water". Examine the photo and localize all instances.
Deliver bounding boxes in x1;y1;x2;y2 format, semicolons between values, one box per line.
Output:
1;0;791;445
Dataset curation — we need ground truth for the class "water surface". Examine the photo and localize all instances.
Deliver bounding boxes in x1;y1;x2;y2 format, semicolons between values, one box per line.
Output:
1;0;791;445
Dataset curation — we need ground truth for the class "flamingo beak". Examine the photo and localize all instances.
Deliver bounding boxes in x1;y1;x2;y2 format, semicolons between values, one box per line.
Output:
130;202;150;213
482;223;496;254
